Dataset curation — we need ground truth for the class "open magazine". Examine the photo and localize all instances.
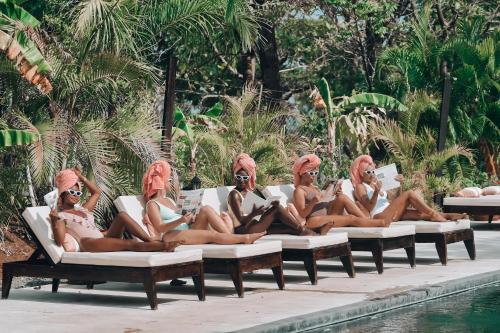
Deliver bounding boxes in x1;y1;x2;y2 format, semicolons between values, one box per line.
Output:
176;189;204;215
240;191;281;216
44;188;59;210
374;163;400;191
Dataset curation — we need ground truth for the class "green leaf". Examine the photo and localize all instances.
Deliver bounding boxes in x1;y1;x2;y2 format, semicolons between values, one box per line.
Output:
340;93;407;112
0;129;39;146
317;77;336;119
205;101;223;118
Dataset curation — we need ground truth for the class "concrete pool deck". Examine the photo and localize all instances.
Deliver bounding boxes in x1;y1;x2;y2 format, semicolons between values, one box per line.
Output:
2;222;500;333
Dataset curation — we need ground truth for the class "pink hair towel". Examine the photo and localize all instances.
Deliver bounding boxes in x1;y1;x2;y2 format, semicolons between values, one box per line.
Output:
55;169;80;194
233;153;257;191
350;155;376;187
292;154;321;187
143;160;172;201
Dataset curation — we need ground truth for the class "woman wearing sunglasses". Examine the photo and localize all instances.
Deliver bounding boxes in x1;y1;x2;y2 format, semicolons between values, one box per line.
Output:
350;155;456;222
49;167;180;252
227;153;316;235
144;160;265;245
292;154;387;234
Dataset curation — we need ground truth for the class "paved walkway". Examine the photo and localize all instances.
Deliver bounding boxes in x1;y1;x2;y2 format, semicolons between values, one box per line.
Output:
1;222;499;333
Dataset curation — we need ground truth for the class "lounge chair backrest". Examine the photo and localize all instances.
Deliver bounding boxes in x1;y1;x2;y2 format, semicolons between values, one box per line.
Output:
264;184;295;205
341;179;356;202
200;186;234;213
114;195;149;234
22;206;65;264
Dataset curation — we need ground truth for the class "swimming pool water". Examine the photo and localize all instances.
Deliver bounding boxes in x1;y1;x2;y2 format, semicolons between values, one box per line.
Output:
311;283;500;333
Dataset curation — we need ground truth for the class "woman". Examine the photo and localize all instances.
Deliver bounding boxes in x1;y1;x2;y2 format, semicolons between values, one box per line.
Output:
350;155;460;222
144;160;265;245
227;153;316;236
293;154;387;234
49;168;178;252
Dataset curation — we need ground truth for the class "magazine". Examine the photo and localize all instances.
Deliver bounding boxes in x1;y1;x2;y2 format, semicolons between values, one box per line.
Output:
44;188;59;210
374;163;400;191
241;191;281;216
318;178;343;202
176;189;204;215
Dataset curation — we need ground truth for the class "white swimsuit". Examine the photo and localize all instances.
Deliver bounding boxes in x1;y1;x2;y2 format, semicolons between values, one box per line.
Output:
363;183;390;217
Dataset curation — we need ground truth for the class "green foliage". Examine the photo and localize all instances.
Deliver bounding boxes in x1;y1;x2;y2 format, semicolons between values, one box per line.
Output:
0;129;39;146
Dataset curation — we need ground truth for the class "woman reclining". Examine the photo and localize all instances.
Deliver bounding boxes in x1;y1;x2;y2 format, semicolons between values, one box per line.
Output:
350;155;464;222
49;168;179;252
144;160;265;245
227;153;316;236
292;154;387;234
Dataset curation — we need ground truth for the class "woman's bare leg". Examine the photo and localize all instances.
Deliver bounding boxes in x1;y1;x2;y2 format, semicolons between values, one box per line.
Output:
307;214;386;230
106;212;155;242
190;206;232;233
375;190;446;222
327;194;369;218
81;237;180;252
163;229;265;245
241;206;279;233
220;212;235;233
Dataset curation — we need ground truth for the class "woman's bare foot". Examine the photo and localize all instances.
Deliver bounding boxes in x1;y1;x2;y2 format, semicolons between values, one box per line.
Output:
163;241;184;252
375;219;389;227
245;231;266;244
299;226;319;236
430;212;448;222
443;213;468;221
319;222;334;235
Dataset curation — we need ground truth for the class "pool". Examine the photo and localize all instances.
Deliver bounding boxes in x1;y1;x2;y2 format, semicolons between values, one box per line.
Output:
311;283;500;332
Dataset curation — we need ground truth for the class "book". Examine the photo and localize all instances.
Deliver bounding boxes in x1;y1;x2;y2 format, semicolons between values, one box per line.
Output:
241;191;281;216
374;163;400;191
44;188;59;210
176;189;204;215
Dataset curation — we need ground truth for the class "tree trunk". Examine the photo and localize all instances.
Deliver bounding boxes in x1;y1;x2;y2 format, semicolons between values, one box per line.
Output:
327;120;335;158
242;50;256;86
256;21;283;100
479;139;497;178
26;164;37;207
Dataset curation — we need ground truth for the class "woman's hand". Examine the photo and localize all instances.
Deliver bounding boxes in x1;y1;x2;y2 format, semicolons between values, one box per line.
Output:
49;209;60;224
373;180;382;193
250;204;266;216
395;174;404;184
73;166;84;179
181;213;194;224
334;180;343;196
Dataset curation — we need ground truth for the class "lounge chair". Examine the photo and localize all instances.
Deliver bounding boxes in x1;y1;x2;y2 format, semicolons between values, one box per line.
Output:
1;207;205;310
265;185;417;274
114;195;284;297
205;187;356;284
443;195;500;224
341;180;476;266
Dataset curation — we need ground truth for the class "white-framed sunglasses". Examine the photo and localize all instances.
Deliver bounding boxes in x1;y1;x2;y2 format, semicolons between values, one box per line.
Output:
306;171;319;176
235;174;250;181
364;170;376;175
66;189;83;197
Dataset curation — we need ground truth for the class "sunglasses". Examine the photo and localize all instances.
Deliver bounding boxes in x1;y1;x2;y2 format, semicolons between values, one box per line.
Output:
235;175;250;181
306;171;319;176
364;170;376;175
66;189;83;197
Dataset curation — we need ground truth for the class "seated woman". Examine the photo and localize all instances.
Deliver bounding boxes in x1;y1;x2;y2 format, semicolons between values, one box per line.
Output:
49;168;179;252
144;160;265;245
227;153;316;236
350;155;462;222
292;154;387;234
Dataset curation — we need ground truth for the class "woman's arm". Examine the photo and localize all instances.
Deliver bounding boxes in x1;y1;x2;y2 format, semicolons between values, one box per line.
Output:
146;202;191;234
228;190;265;225
74;167;102;211
354;183;379;213
49;209;66;247
293;187;319;218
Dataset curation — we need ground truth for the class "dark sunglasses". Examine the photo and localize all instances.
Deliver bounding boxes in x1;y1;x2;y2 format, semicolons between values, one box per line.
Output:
306;171;319;176
235;175;250;181
364;170;376;175
66;189;83;197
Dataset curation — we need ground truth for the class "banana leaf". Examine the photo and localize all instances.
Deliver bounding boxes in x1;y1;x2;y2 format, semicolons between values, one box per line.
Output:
0;129;39;146
340;93;407;112
317;77;337;119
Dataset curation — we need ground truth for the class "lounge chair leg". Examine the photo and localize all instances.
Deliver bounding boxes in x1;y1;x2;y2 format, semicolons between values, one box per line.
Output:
404;246;416;268
303;253;318;285
192;264;206;301
52;279;60;293
464;231;476;260
2;268;13;299
488;214;493;224
435;235;448;265
340;252;356;278
371;240;384;274
271;261;285;290
143;276;158;310
86;282;94;289
229;263;244;298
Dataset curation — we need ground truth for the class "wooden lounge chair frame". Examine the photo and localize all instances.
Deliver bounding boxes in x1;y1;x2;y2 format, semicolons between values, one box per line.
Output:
281;242;355;285
444;204;500;224
1;216;206;310
349;234;416;274
414;229;475;265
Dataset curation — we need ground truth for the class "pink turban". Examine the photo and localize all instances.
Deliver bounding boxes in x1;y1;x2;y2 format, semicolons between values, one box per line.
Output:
233;153;256;191
143;160;172;201
292;154;321;187
55;169;81;194
350;155;376;187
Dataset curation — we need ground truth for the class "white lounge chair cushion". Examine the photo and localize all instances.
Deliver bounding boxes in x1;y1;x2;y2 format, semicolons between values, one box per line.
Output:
61;249;202;267
260;233;348;249
200;186;234;213
443;195;500;206
176;240;282;259
113;195;149;234
23;206;65;264
329;225;415;238
392;219;470;233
